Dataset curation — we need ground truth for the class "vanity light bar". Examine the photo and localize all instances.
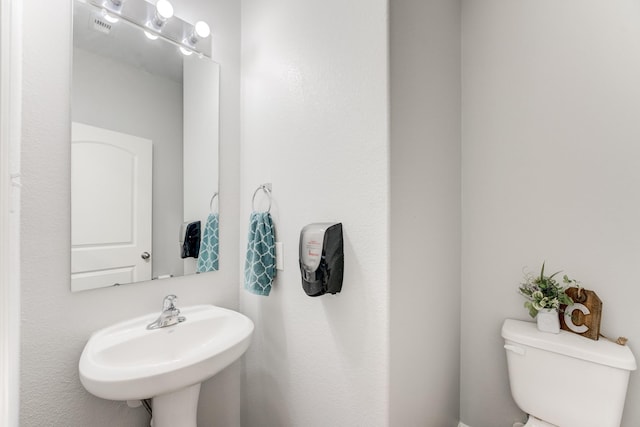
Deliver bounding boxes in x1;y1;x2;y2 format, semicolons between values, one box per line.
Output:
91;0;212;58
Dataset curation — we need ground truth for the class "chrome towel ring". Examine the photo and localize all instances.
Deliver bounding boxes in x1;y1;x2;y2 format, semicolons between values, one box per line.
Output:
252;183;272;213
209;192;219;214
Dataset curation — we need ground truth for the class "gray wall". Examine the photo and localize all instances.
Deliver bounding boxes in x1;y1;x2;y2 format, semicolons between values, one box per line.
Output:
461;1;640;426
389;0;461;425
20;0;240;425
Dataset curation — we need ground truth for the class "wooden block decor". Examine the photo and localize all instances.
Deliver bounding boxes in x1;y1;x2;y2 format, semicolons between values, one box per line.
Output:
560;287;602;341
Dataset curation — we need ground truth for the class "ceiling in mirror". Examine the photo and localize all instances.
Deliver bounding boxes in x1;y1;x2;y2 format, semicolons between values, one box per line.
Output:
71;0;220;292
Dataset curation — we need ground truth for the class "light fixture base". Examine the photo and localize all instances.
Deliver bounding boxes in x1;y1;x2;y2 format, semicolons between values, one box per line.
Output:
91;0;211;58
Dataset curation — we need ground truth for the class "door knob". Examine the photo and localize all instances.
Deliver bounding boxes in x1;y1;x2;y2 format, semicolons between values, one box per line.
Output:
141;252;151;260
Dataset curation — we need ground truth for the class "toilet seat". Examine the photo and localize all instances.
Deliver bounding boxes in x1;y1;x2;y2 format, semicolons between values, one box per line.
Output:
523;415;558;427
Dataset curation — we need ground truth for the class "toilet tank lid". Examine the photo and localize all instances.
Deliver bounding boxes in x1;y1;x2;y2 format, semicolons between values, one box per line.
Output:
502;319;637;371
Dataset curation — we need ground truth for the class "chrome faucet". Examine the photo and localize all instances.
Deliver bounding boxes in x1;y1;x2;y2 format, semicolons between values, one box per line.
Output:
147;295;186;330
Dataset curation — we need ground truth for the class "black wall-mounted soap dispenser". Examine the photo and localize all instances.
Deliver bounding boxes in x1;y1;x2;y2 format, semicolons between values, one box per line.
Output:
299;222;344;296
180;221;201;259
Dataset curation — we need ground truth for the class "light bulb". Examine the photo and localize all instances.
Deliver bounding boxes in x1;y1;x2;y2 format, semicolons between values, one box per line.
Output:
101;9;119;23
151;0;173;28
144;31;158;40
179;46;193;56
105;0;123;12
186;21;210;45
194;21;210;39
156;0;174;20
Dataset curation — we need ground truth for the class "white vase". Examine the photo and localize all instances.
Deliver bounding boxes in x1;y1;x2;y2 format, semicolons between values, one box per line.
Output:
536;308;560;334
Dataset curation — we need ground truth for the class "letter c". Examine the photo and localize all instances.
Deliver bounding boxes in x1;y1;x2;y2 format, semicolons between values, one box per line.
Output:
565;303;590;334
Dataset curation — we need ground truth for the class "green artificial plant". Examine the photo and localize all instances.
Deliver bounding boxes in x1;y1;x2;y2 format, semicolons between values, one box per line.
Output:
519;262;575;318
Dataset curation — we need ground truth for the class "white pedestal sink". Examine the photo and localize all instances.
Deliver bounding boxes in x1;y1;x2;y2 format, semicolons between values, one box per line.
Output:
79;305;254;426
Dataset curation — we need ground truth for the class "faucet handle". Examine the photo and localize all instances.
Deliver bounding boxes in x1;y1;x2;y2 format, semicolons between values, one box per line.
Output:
162;294;178;311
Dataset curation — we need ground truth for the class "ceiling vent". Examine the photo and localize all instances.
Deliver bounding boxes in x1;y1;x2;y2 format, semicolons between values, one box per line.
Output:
91;15;112;34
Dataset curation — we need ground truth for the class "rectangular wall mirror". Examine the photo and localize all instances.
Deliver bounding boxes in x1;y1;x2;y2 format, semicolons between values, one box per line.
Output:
71;0;220;292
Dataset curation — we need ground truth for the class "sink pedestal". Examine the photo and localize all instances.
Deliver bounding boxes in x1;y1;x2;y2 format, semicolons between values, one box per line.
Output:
151;383;201;427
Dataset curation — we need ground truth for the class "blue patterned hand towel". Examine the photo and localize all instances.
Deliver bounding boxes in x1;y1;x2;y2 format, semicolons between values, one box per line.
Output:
244;211;276;296
197;213;219;272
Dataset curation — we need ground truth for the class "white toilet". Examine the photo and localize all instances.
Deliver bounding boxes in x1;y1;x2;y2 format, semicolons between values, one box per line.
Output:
502;319;637;427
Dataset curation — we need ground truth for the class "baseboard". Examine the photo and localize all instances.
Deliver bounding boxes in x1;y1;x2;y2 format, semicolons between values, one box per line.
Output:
459;421;525;427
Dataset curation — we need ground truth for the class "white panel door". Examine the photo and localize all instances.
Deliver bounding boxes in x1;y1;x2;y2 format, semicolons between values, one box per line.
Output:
71;122;152;291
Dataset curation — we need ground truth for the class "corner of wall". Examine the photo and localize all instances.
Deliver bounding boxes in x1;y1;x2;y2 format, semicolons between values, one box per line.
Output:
389;0;462;425
0;0;22;424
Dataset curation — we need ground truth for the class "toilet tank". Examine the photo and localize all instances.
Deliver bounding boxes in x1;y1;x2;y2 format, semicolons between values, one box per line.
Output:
502;319;636;427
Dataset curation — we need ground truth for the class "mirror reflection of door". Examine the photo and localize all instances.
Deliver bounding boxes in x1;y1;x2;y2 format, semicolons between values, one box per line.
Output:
71;122;152;291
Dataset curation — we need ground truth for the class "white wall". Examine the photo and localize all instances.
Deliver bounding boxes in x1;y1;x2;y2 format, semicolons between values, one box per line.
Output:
461;1;640;426
239;0;390;425
0;1;22;424
19;0;240;425
389;0;461;426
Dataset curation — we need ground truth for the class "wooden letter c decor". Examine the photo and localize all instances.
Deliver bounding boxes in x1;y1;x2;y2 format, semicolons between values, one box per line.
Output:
560;287;602;341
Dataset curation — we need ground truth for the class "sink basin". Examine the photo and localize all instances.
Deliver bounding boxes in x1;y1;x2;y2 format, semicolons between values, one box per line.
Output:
79;304;253;426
